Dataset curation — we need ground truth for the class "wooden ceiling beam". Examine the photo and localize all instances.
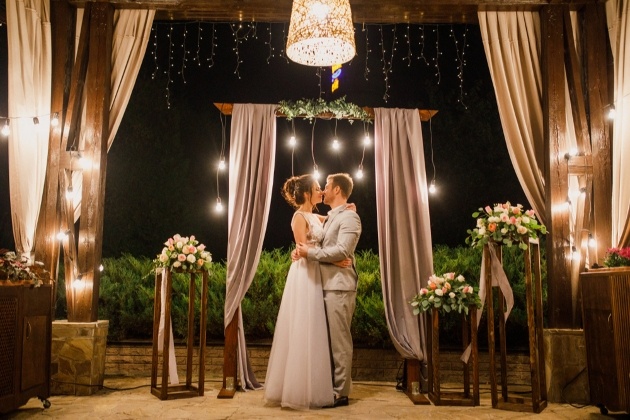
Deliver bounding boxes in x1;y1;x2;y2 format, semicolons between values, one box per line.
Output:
67;0;600;24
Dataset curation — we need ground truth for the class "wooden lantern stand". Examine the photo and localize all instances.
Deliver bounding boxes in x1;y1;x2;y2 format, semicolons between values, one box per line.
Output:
484;239;547;413
151;269;208;400
427;307;479;406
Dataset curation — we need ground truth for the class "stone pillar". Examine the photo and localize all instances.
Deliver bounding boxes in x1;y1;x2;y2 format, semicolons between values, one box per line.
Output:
543;328;589;404
51;320;109;396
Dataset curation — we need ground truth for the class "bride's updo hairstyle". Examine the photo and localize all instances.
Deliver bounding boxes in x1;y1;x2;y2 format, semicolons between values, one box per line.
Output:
282;174;315;210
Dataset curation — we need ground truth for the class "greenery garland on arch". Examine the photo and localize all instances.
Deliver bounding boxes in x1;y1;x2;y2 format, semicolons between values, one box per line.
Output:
277;96;371;123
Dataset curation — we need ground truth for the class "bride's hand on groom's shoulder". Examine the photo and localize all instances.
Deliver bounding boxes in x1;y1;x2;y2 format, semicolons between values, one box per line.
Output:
345;203;357;212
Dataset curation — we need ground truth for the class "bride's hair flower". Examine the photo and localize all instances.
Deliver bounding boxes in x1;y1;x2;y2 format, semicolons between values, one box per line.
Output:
153;234;212;273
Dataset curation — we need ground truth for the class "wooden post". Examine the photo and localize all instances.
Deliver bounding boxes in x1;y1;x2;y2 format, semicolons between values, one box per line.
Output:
218;308;239;398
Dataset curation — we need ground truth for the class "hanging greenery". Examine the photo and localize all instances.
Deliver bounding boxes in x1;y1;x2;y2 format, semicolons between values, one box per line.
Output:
277;96;371;123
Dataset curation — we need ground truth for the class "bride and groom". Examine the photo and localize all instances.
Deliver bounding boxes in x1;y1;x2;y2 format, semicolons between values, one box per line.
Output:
264;172;362;410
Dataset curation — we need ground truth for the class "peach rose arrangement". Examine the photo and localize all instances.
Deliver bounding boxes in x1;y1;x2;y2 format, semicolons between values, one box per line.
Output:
153;234;212;273
466;201;547;250
411;272;481;315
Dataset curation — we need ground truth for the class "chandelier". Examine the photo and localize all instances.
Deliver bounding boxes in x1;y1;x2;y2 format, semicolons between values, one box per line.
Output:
286;0;356;67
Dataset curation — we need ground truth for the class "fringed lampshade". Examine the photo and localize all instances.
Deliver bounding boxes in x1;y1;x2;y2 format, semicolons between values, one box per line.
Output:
286;0;356;67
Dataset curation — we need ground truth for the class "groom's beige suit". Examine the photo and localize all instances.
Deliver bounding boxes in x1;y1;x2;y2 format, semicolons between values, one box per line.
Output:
306;204;362;397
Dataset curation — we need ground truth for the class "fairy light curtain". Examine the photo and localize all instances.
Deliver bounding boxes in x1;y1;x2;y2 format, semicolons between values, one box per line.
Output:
68;8;155;222
6;0;52;260
373;107;432;364
607;0;630;247
224;103;277;390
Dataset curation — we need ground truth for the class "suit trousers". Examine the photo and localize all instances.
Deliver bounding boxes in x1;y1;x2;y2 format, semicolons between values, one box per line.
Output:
323;290;357;397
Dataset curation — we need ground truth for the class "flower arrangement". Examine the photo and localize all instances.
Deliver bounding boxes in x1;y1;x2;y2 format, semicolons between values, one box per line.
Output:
603;247;630;268
411;272;482;316
153;234;212;273
466;202;547;250
0;249;48;287
277;96;371;122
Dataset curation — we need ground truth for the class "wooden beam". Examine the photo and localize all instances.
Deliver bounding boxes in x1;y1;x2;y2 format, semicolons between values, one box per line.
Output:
584;3;612;263
542;6;574;329
34;0;75;285
214;103;438;122
218;308;239;398
74;1;114;322
67;0;598;24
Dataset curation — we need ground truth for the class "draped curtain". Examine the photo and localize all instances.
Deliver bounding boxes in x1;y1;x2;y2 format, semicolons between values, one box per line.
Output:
478;11;547;223
70;8;154;221
225;104;277;390
6;0;51;260
373;108;432;362
607;0;630;247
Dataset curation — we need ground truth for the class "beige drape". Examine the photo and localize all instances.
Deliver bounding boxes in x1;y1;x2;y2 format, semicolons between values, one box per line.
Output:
478;11;547;223
225;103;277;391
6;0;51;260
607;0;630;247
70;8;154;221
373;108;431;362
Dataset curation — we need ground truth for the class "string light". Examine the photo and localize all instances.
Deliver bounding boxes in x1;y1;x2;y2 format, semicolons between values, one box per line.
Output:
356;164;364;179
56;230;70;241
165;24;174;109
289;120;297;176
99;264;104;272
607;106;616;120
72;273;85;290
571;246;580;261
331;119;340;150
178;22;189;83
218;158;226;170
215;196;224;213
363;23;371;80
1;120;10;136
428;117;437;195
51;112;59;127
451;24;468;108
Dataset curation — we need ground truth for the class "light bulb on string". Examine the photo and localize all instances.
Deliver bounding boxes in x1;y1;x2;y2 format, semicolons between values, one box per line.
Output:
429;180;437;194
218;158;226;170
72;273;85;290
356;165;364;179
51;113;59;127
1;120;9;136
588;233;596;248
99;264;104;272
56;230;69;241
571;246;580;261
289;135;296;147
66;185;74;200
363;133;371;146
332;138;340;150
607;106;616;120
313;165;320;180
215;197;224;213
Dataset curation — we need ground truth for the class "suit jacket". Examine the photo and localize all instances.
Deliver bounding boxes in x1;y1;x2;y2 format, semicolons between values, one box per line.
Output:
307;205;362;291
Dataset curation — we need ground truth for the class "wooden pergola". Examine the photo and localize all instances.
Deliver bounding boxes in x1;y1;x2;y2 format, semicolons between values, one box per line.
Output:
26;0;611;398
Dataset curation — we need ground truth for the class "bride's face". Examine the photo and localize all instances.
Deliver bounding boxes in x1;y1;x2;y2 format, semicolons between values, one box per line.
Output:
309;182;323;206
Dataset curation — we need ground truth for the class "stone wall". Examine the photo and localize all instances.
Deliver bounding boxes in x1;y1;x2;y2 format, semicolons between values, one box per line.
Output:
105;342;533;386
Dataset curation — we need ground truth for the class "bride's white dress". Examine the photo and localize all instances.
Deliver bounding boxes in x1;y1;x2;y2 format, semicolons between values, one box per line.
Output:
264;211;334;410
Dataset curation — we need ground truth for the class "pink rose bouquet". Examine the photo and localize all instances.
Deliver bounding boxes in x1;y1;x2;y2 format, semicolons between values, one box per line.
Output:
603;247;630;268
153;234;212;273
411;272;481;316
466;201;547;250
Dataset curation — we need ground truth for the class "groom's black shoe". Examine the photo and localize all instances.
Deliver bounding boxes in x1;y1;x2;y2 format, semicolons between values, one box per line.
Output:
333;396;349;407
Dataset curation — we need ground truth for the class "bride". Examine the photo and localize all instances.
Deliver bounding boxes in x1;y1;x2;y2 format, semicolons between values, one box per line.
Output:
264;174;351;410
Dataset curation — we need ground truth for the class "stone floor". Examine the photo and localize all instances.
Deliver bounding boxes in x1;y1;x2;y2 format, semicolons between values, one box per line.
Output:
5;376;624;419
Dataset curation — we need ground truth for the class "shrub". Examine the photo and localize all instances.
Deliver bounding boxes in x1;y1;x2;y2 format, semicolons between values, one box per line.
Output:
52;245;546;350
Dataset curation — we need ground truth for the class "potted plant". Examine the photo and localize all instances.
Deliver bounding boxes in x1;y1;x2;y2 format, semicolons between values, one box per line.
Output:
0;249;49;286
603;247;630;268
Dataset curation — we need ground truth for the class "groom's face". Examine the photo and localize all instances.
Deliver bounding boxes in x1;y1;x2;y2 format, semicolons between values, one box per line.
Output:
322;180;334;205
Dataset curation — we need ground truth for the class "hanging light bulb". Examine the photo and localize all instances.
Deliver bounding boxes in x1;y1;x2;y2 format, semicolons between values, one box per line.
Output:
218;158;226;171
355;165;364;179
56;230;69;241
332;138;340;150
66;185;74;200
1;120;10;136
77;153;91;170
72;274;85;290
215;197;224;213
51;112;59;127
429;180;437;194
571;246;580;261
363;133;371;146
607;106;616;120
588;233;596;248
289;135;297;147
99;264;104;272
313;165;320;180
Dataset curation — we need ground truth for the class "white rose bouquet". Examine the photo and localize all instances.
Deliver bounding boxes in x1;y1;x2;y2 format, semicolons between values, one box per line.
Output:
411;272;481;315
466;201;547;250
153;234;212;273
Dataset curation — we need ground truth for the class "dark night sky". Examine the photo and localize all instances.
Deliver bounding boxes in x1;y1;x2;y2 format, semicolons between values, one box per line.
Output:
1;22;529;262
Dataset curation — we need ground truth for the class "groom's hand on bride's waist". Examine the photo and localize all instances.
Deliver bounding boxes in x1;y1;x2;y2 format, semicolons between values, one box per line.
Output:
295;242;310;258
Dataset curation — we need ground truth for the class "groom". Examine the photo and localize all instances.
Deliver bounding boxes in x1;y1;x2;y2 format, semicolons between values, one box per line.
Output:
296;173;362;408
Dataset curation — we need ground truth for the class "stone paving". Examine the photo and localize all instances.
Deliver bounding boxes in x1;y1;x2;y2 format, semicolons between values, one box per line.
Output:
4;376;621;419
